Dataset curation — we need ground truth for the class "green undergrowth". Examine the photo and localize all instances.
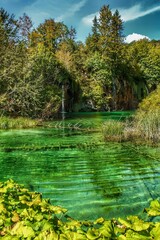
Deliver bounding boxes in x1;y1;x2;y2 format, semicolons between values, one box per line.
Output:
0;141;104;152
0;117;39;129
1;180;160;239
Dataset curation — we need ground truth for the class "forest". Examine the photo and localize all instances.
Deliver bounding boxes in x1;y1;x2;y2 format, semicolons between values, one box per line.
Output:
0;5;160;119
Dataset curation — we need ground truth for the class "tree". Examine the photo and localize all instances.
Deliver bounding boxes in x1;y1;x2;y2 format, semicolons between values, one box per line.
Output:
0;8;18;44
86;52;112;110
86;16;100;52
140;43;160;90
85;5;125;110
0;8;18;101
30;19;69;53
1;7;159;117
126;39;153;100
0;42;43;117
18;13;33;45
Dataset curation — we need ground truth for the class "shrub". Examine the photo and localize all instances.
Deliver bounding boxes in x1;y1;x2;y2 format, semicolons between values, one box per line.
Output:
138;85;160;112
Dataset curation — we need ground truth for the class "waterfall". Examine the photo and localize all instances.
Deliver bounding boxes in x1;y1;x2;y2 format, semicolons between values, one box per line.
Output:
62;84;65;121
112;78;117;110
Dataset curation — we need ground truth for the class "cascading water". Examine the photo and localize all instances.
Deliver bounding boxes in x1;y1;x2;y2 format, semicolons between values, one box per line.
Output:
112;78;117;110
62;84;65;121
61;84;65;133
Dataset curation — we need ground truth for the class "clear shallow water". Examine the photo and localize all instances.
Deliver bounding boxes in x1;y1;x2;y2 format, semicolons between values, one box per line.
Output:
0;112;160;220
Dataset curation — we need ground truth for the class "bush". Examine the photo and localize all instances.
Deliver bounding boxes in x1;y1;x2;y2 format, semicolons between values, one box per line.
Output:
138;85;160;112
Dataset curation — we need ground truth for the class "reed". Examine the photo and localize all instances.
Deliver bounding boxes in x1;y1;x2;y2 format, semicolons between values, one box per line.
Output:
132;85;160;143
134;109;160;143
102;110;160;144
102;120;124;141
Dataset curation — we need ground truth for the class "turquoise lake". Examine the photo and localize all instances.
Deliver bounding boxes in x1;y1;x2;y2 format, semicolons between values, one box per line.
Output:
0;112;160;220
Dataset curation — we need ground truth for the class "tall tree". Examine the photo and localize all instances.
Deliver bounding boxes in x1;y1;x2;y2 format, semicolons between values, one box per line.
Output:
18;13;33;45
30;19;69;53
86;16;100;52
0;8;18;44
110;9;124;109
85;5;124;110
0;8;18;97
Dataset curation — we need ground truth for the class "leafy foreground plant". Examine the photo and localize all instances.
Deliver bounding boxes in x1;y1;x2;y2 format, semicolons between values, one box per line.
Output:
0;180;160;239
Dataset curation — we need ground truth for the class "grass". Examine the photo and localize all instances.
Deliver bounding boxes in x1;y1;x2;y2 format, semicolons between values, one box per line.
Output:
0;116;39;129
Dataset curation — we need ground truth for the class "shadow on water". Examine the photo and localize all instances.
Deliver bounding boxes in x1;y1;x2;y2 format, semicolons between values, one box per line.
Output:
0;111;159;220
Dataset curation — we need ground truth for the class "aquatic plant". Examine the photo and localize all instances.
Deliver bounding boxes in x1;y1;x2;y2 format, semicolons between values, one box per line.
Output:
1;179;160;239
102;120;125;141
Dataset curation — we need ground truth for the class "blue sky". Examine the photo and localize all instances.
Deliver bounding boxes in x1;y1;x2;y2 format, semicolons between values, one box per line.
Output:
1;0;160;43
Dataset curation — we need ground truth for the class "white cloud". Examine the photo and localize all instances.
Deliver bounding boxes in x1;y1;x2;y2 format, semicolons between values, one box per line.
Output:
82;12;99;26
118;4;160;22
56;0;87;22
82;3;160;26
21;0;87;27
20;0;60;26
124;33;150;43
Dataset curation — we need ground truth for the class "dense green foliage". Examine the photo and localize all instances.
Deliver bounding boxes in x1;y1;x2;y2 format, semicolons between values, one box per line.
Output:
0;180;160;239
0;6;160;118
137;85;160;112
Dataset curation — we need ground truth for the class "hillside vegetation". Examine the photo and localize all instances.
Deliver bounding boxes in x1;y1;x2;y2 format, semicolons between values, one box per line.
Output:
0;6;160;119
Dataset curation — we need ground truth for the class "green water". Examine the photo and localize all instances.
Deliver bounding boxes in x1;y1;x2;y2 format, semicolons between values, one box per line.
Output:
0;112;160;220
